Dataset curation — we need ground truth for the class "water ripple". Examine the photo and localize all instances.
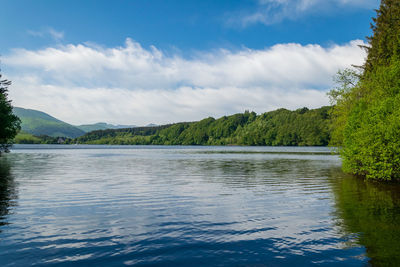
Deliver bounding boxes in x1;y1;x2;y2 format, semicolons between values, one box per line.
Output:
0;146;374;266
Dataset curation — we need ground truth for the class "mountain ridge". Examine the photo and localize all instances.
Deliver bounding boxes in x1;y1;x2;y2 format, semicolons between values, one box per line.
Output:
13;107;138;138
13;107;85;138
77;122;137;133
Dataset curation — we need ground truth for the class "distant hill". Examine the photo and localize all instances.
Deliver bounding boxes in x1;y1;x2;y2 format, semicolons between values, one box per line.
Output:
77;122;136;133
13;107;85;138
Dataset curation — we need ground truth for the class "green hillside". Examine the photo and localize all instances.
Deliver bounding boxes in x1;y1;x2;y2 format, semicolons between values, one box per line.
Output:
13;107;85;138
77;122;136;133
74;106;331;146
14;131;42;144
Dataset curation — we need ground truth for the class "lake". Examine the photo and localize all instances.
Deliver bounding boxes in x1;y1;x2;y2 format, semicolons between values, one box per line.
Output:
0;145;399;266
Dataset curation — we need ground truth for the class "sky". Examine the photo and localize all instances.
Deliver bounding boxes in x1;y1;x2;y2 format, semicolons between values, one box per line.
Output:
1;0;380;125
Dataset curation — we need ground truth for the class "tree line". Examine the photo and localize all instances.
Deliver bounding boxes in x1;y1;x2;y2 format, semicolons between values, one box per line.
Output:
71;107;331;146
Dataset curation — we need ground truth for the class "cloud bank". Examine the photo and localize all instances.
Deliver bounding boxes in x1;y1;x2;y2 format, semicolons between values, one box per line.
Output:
4;39;366;125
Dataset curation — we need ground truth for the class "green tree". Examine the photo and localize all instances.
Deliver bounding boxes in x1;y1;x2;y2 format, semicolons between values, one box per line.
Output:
363;0;400;73
328;69;360;146
329;1;400;180
0;72;21;154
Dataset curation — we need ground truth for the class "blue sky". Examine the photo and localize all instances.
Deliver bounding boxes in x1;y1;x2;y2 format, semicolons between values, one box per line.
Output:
1;0;380;125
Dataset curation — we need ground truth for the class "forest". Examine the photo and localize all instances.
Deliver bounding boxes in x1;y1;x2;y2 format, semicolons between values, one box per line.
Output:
70;106;331;146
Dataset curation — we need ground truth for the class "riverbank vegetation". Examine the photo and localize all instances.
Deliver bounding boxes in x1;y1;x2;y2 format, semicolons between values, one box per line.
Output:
329;0;400;181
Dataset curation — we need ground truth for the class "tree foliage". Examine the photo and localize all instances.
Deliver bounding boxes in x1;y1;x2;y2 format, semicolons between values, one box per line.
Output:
72;107;331;146
0;72;20;154
328;69;361;146
364;0;400;73
330;0;400;180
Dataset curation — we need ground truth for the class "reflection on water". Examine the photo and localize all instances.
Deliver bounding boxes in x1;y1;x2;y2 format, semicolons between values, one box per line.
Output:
333;173;400;266
0;157;17;229
0;145;399;266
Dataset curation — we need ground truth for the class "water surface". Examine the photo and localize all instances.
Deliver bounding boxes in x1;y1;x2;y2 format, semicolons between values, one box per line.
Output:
0;145;399;266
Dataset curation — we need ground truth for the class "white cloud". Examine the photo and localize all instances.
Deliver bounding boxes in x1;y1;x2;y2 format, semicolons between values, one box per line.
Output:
27;27;64;41
231;0;379;27
48;28;64;41
4;39;367;125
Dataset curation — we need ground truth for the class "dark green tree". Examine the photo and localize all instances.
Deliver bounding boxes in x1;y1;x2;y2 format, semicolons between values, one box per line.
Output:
0;72;20;154
363;0;400;73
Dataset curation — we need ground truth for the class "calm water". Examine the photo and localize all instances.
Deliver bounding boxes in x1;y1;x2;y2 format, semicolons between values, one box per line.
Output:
0;145;399;266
